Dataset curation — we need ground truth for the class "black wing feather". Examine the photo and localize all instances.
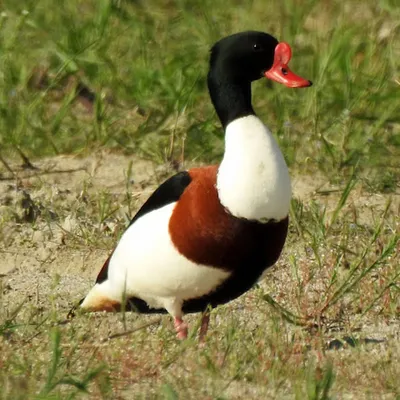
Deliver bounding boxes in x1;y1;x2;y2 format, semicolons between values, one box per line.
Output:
128;170;192;226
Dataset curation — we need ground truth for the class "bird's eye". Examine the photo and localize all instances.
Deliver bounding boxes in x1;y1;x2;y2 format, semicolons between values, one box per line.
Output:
253;43;262;52
281;68;288;75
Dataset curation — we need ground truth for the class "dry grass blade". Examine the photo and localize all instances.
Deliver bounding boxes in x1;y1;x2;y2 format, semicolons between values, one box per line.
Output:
262;293;310;326
100;317;162;342
320;201;398;314
0;152;15;176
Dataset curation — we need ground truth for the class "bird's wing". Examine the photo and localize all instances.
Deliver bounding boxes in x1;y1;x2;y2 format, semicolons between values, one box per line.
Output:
95;171;192;284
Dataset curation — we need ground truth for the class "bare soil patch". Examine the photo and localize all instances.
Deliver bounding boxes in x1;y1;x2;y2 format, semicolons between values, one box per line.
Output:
0;153;158;310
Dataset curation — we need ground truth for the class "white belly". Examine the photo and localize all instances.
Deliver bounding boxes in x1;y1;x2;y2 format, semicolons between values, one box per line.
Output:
104;203;230;312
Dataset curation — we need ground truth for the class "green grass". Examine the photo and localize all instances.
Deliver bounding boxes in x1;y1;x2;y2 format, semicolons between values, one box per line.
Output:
0;0;399;398
0;0;399;181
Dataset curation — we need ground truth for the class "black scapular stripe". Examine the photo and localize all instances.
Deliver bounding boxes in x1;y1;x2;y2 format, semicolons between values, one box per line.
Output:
128;171;191;226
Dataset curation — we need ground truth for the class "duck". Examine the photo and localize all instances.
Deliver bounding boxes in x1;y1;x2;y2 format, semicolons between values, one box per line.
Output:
74;31;312;340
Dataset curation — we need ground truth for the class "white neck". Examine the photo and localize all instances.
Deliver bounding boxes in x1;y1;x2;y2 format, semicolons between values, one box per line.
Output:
216;115;291;222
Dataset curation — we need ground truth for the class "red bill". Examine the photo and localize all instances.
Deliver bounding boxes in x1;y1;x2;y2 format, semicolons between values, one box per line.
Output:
265;42;312;88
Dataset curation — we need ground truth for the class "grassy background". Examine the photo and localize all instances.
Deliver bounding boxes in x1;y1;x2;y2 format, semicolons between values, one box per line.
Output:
0;0;399;399
1;0;399;184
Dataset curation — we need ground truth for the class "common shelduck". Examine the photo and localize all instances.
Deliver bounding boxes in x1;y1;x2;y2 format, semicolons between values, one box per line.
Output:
74;31;312;340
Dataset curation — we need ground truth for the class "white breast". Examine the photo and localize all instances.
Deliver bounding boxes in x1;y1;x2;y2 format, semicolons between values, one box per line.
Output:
217;115;291;222
99;203;230;314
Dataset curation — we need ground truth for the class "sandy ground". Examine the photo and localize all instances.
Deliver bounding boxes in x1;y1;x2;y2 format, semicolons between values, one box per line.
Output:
0;153;158;311
0;152;398;317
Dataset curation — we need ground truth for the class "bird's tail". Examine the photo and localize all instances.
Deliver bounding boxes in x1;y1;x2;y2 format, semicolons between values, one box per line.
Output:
68;284;121;319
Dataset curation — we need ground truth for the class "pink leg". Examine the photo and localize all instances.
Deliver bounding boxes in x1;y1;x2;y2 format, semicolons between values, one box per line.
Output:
199;313;210;343
174;317;188;340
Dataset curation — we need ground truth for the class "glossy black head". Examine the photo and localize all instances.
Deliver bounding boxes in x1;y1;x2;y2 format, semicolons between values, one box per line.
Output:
207;31;312;129
209;31;279;82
